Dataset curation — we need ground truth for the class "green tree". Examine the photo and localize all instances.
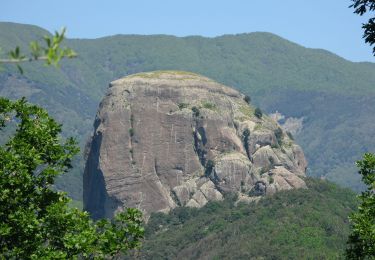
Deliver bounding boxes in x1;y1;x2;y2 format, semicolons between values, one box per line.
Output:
0;29;144;258
192;106;200;117
347;3;375;258
350;0;375;55
254;107;263;118
0;98;144;259
346;153;375;259
244;95;251;104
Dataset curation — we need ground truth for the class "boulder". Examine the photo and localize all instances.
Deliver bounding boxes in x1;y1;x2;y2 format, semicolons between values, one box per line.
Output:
84;71;308;219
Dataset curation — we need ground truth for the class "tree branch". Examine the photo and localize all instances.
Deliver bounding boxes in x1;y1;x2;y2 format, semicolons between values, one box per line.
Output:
0;55;76;64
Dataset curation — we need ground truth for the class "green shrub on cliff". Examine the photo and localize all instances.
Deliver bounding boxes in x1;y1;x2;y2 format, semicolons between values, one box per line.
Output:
192;106;200;117
254;107;263;118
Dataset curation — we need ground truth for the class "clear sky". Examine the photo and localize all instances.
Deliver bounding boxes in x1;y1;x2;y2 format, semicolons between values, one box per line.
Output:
1;0;374;62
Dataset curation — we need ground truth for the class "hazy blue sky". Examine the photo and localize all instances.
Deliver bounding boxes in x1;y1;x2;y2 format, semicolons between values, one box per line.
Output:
1;0;374;62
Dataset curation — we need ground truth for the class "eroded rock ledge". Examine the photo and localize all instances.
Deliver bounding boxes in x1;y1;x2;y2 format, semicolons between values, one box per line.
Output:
83;71;307;219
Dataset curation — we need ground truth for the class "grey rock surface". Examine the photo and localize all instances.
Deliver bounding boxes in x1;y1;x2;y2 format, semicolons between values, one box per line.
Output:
84;71;307;219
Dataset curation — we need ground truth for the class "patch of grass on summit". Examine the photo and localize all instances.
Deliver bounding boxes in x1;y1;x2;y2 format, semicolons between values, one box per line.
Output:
201;101;217;111
239;104;254;118
177;102;189;110
131;70;203;80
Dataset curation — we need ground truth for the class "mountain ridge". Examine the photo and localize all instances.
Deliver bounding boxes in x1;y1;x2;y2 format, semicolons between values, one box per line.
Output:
0;22;373;199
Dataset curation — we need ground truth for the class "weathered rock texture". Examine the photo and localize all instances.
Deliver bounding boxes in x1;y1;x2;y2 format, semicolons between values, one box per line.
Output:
84;71;307;219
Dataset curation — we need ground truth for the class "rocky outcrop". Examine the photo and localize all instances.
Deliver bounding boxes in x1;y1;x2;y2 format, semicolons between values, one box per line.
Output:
83;71;307;219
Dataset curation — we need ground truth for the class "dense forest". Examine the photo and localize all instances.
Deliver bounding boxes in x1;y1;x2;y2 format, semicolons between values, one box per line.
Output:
139;178;357;259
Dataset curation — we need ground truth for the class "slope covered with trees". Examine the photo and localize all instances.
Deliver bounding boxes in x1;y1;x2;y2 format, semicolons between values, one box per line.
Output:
1;22;374;198
140;178;357;259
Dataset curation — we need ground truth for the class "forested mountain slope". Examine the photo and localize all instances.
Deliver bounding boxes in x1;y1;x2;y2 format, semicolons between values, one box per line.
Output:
139;178;357;259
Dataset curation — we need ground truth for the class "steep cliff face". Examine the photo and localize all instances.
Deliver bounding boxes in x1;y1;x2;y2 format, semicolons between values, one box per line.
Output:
84;71;307;219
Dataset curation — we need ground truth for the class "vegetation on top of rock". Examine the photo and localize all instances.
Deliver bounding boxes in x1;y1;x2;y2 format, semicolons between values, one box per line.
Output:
254;107;263;118
201;101;217;111
244;95;251;104
128;70;209;80
204;160;215;176
128;128;135;137
274;127;283;145
177;103;189;110
242;128;250;138
191;106;200;117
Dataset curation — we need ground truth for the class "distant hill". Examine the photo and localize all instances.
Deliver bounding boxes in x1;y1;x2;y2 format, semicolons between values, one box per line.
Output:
140;178;357;259
1;22;374;198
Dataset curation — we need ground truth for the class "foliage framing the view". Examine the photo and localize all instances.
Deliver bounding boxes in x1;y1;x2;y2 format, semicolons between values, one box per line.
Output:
0;28;76;73
351;0;375;55
0;98;144;258
346;153;375;258
0;28;144;258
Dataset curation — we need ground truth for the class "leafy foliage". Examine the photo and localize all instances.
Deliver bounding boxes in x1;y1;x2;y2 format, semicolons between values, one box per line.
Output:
140;178;357;259
346;153;375;258
350;0;375;55
242;128;251;157
191;106;200;117
287;131;294;140
242;128;250;138
244;95;251;104
0;28;77;73
177;102;189;110
204;159;215;176
254;107;263;118
274;127;283;145
128;128;135;137
0;98;144;258
201;101;216;110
